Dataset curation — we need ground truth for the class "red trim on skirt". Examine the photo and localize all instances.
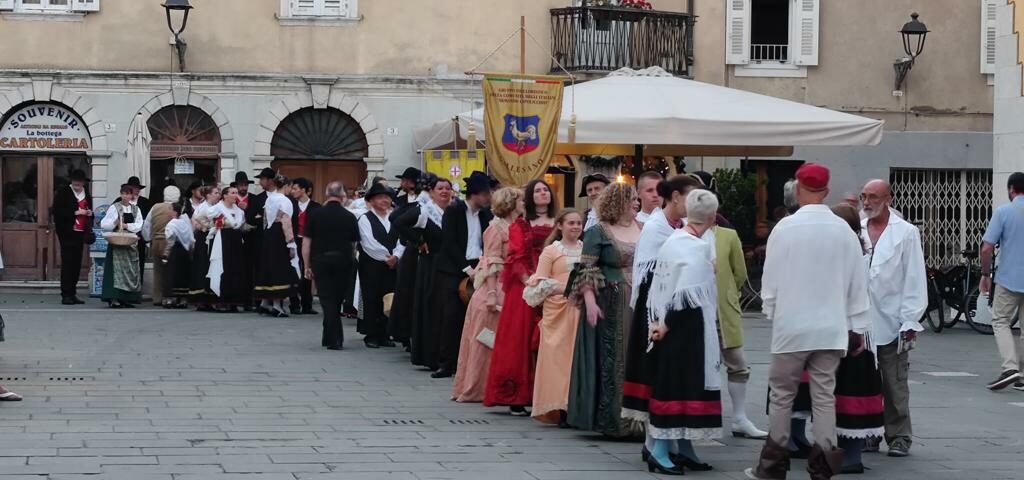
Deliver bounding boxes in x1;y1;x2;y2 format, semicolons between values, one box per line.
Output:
649;399;722;416
835;394;884;415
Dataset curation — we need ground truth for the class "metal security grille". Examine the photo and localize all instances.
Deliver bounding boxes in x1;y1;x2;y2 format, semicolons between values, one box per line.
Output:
890;169;993;268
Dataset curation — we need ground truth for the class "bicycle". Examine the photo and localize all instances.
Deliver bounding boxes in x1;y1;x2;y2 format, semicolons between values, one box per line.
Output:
920;268;946;333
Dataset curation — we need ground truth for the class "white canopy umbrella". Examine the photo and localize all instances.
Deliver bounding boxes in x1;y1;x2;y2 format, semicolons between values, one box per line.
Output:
414;67;883;152
125;112;152;197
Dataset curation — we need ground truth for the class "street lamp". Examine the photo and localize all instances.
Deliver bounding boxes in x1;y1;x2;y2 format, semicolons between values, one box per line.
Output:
894;12;929;92
162;0;193;72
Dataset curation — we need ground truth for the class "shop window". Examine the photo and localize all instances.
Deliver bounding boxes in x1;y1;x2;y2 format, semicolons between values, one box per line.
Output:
0;0;99;14
279;0;359;24
1;157;38;224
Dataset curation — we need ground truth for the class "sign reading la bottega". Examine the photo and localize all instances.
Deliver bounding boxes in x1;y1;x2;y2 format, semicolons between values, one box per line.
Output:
0;103;91;151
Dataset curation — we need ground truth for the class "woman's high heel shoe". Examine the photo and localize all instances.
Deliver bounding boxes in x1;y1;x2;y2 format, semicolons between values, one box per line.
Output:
646;457;684;476
673;455;713;471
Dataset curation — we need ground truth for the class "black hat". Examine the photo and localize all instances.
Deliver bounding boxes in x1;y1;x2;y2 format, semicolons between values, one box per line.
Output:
464;171;492;195
186;180;203;192
578;173;611;197
69;169;89;182
126;176;146;189
234;171;254;185
364;182;395;202
396;167;422;181
256;168;276;179
692;171;716;192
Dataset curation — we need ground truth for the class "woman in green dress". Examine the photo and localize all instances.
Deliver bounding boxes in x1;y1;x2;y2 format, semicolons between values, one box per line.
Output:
100;184;144;308
567;182;642;438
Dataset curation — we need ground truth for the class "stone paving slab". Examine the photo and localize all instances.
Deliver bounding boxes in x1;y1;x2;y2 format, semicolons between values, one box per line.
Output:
0;297;1021;479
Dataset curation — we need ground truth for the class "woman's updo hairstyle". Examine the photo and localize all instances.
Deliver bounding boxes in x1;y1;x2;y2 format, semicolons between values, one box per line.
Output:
656;174;703;201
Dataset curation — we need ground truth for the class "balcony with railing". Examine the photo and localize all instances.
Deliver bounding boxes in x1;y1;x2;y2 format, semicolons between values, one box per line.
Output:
550;4;695;77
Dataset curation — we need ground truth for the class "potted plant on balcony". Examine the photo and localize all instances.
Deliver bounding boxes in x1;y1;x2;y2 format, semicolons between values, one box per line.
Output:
620;0;653;9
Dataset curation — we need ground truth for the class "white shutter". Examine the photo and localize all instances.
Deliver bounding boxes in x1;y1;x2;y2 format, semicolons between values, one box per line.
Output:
291;0;318;16
725;0;751;65
71;0;99;12
981;0;998;74
323;0;345;16
793;0;820;66
0;0;14;11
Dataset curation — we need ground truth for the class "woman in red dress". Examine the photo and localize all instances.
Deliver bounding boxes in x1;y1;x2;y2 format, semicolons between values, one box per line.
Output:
484;179;556;415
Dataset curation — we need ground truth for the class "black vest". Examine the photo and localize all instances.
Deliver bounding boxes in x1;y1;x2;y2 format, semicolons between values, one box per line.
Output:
360;212;397;257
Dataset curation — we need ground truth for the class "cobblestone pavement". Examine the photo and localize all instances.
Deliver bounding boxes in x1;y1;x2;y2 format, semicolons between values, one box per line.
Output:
0;296;1021;479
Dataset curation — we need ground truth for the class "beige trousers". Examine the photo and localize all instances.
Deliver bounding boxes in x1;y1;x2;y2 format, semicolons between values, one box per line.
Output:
766;350;842;450
992;285;1024;372
721;346;751;383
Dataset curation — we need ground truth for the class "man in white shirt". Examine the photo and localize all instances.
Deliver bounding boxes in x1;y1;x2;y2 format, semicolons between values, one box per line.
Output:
580;173;610;231
634;171;663;224
859;179;927;458
746;163;870;480
357;183;404;349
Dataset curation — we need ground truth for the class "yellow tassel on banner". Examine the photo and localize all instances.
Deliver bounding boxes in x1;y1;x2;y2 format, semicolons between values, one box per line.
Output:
467;124;478;153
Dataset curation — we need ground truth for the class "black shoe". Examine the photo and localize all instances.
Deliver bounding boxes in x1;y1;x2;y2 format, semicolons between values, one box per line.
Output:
642;446;650;462
672;455;713;472
72;296;86;304
987;370;1022;390
509;406;529;416
1013;382;1024;391
364;339;380;349
431;369;453;379
243;305;255;312
841;463;866;474
647;458;684;476
789;443;812;460
379;338;396;347
290;306;302;315
61;297;76;305
326;345;343;351
302;309;318;315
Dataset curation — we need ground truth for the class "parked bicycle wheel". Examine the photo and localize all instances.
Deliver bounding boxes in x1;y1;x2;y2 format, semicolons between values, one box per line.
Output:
964;285;994;335
922;276;945;333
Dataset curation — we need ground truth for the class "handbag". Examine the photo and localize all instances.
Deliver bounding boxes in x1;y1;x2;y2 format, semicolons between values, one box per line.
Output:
475;327;496;349
84;222;96;245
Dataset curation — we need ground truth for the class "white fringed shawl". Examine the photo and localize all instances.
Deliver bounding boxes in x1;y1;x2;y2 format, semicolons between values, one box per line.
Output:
646;229;722;391
630;209;675;309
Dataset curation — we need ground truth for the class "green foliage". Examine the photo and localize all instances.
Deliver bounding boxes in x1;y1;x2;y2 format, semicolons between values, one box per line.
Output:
714;168;758;243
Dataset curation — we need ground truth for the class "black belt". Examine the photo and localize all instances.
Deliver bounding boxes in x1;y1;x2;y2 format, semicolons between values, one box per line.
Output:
466;258;480;269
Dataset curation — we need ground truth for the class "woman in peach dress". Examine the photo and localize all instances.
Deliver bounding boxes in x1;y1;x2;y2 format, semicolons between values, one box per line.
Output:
526;209;584;425
451;187;523;402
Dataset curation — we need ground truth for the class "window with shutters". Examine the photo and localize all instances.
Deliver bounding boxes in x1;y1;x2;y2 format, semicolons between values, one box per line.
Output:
280;0;358;20
1;0;97;13
727;0;819;78
980;0;997;78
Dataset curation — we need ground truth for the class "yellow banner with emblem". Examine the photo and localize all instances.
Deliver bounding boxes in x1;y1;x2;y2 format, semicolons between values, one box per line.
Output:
422;149;486;194
483;73;564;187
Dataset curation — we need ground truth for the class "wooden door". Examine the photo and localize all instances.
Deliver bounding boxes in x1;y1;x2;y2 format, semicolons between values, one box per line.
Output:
1;156;49;279
271;160;367;204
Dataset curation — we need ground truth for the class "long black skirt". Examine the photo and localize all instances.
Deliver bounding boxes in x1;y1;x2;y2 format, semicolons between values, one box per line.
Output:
189;231;212;302
165;243;191;298
622;272;655;421
409;252;440;369
647;307;722;440
388;244;419;341
253;223;297;300
357;256;396;336
216;228;248;305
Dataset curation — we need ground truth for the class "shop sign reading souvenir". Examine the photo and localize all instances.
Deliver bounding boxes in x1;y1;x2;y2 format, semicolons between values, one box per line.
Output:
0;103;91;151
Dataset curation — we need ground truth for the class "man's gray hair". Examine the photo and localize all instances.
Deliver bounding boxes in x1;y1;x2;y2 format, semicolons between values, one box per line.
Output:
783;179;799;214
685;189;719;225
325;181;345;199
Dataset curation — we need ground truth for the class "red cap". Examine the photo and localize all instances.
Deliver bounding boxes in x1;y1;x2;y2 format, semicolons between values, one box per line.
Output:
795;163;830;192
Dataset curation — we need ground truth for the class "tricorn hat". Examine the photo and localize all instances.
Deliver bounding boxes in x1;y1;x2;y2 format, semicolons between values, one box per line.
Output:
578;173;611;197
396;167;422;181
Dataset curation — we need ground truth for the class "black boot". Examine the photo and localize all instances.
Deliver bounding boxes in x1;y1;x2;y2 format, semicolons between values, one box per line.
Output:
807;445;844;480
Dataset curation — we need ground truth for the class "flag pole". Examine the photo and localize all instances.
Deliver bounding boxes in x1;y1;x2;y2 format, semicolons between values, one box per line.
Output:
520;15;526;75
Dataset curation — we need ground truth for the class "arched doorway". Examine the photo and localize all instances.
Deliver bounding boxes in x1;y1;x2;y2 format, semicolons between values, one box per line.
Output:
0;101;92;280
271;107;368;203
148;106;221;203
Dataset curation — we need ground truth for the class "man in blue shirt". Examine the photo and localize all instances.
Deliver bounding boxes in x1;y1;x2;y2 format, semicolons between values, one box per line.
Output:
981;172;1024;391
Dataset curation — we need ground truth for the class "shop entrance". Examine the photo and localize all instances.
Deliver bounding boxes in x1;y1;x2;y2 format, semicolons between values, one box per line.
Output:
0;155;90;280
148;106;221;202
270;107;368;203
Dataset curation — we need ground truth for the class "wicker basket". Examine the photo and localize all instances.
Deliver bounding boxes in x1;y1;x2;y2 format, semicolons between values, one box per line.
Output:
103;231;139;247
